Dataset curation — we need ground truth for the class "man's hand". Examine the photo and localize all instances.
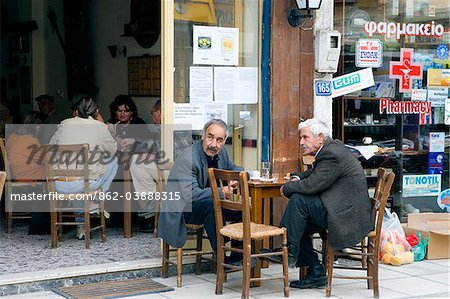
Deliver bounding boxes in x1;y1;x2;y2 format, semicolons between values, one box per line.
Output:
280;186;284;197
94;110;105;123
222;185;234;199
229;180;238;188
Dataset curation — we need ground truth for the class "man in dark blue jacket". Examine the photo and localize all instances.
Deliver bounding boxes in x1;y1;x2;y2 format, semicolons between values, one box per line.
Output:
158;119;243;255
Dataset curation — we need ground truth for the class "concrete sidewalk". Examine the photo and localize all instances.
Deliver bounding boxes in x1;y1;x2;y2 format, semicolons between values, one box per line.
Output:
2;258;449;298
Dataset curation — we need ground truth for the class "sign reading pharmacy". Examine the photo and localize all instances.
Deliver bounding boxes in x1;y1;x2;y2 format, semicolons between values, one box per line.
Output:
331;68;375;98
402;174;441;197
356;39;383;68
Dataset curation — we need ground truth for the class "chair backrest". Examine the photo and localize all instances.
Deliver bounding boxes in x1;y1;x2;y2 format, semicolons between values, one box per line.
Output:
44;144;91;195
0;171;7;201
371;168;395;241
0;138;31;199
208;168;251;238
299;151;314;172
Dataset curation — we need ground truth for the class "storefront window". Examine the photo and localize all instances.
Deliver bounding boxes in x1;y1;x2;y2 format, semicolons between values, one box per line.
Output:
334;0;449;215
167;0;261;169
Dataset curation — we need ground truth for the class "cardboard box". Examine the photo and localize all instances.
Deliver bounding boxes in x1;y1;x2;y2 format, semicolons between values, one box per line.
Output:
402;213;450;260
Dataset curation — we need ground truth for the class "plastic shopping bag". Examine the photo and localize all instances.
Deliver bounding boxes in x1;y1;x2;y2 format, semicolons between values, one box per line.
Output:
380;209;413;266
411;232;429;262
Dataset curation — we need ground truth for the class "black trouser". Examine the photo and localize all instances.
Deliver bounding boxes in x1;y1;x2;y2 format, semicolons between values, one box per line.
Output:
184;197;241;253
279;193;327;267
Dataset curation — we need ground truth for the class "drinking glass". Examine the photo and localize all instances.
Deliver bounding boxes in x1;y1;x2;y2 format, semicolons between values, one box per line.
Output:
261;162;271;179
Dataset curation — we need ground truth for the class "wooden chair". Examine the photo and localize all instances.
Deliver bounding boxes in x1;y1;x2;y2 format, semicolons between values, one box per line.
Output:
0;171;6;201
325;167;395;298
153;161;174;238
0;138;33;233
159;162;214;288
208;168;289;299
45;144;106;249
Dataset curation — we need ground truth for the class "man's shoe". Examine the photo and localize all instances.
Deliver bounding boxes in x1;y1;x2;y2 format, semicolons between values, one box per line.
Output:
224;256;259;272
290;265;327;289
259;248;297;268
76;225;85;240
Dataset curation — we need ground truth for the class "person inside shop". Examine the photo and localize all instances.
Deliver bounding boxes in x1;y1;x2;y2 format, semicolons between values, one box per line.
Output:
158;119;256;267
35;94;62;124
150;99;192;160
35;94;64;143
261;118;372;289
107;94;159;233
6;111;50;234
50;96;118;239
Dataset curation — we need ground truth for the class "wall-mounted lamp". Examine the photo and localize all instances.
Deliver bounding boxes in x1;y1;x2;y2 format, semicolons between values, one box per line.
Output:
287;0;322;29
107;45;127;58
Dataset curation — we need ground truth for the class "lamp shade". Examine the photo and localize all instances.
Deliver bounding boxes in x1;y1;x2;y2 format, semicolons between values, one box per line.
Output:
295;0;322;10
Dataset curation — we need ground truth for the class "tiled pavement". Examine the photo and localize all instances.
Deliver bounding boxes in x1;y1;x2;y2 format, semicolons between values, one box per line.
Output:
2;258;449;298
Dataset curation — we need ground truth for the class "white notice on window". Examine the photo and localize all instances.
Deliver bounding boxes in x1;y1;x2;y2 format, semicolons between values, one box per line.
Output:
173;103;205;130
189;66;213;103
214;67;258;104
216;27;239;66
193;26;215;65
235;67;258;104
214;67;235;103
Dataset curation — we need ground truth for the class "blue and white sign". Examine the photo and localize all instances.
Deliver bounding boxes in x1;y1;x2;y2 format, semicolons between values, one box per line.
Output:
315;81;332;96
436;44;449;60
356;39;383;68
428;152;444;174
437;189;450;212
332;68;375;98
403;174;441;197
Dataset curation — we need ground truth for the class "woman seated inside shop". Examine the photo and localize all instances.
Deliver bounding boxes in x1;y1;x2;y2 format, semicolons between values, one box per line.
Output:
50;96;118;239
6;111;48;234
106;95;160;233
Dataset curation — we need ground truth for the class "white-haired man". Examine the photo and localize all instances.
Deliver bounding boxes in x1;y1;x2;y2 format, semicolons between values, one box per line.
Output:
263;118;372;289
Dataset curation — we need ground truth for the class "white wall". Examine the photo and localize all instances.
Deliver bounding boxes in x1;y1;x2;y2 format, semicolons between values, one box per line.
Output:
314;0;334;130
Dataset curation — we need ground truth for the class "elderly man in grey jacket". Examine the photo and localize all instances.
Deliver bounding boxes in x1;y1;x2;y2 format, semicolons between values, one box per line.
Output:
158;119;251;265
264;118;372;289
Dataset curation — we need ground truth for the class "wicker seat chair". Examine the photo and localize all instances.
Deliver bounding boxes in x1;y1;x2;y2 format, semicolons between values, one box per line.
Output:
325;167;395;298
159;162;214;288
209;168;289;299
0;138;34;233
45;144;106;249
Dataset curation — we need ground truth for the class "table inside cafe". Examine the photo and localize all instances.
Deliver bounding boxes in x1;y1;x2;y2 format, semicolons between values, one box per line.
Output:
248;177;287;287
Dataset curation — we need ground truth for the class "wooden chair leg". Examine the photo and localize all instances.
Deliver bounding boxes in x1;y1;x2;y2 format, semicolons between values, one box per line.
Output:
50;206;57;248
195;228;203;275
242;238;251;299
325;247;334;297
372;242;379;298
84;209;90;249
100;202;106;242
58;209;63;241
320;231;328;269
367;243;373;290
215;235;225;295
362;237;368;269
299;267;308;280
177;247;183;288
161;241;170;278
153;204;159;238
6;212;12;234
282;230;289;298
